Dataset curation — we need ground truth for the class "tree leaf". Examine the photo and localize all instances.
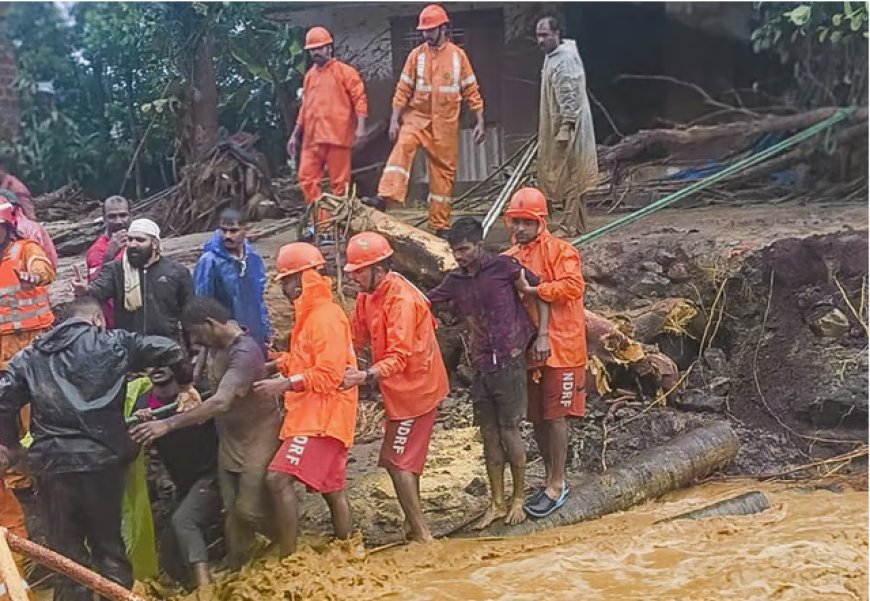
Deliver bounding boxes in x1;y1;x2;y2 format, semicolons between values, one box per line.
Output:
785;4;812;26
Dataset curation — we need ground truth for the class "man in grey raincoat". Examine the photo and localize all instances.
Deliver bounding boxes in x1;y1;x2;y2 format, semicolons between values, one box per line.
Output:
536;16;599;237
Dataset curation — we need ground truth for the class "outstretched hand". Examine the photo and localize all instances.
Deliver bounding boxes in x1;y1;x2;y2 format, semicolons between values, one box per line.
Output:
130;420;172;445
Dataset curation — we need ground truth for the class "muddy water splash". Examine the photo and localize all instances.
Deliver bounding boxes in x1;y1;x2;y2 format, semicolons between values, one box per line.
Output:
168;480;867;601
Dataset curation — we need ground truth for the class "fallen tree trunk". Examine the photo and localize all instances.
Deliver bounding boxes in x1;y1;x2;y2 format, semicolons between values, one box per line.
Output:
464;421;739;537
600;106;868;166
655;491;770;523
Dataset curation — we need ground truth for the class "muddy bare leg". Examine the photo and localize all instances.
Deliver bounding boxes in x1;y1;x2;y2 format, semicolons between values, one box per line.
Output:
265;472;299;557
322;490;353;540
499;425;527;525
192;562;212;588
387;467;432;543
532;421;551;491
544;418;568;499
473;424;507;529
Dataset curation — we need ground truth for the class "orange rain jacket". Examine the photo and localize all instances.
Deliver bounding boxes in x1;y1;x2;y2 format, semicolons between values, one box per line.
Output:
393;41;484;139
298;58;368;149
504;225;587;369
276;270;359;449
351;272;448;420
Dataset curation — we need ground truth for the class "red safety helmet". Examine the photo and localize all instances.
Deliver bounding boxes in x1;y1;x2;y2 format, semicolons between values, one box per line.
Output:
504;187;549;221
275;242;325;280
417;4;449;30
303;26;334;50
0;203;17;230
344;232;394;272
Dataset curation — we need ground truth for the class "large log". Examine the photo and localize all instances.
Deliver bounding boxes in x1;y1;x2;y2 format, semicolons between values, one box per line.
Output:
464;421;738;537
599;106;868;166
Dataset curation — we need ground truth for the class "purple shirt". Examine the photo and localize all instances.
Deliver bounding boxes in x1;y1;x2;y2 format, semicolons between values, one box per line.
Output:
428;253;539;373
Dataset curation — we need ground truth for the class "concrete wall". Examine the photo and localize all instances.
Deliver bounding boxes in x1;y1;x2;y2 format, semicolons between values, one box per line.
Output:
0;4;19;143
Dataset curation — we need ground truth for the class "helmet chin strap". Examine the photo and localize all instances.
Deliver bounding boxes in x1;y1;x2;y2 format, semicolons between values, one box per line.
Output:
366;265;377;292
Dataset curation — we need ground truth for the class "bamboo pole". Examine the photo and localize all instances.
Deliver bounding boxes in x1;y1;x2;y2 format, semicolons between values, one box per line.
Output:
0;529;28;601
4;531;145;601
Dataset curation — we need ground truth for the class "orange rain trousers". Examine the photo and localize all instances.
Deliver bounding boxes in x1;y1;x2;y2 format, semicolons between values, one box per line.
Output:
298;143;351;231
378;127;456;232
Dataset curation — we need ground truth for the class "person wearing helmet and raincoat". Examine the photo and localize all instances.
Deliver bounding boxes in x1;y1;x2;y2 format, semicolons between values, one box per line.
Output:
368;4;486;237
0;199;54;595
503;187;587;519
0;188;57;270
342;232;448;543
251;243;358;557
289;26;368;234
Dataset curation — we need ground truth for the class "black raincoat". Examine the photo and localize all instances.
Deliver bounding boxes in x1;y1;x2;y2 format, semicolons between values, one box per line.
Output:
0;318;190;474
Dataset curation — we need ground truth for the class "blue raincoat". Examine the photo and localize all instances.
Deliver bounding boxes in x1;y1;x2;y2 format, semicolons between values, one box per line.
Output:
193;232;273;348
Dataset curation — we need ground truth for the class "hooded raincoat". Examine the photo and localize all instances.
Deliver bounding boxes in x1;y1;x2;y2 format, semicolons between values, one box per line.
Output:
538;39;599;235
0;319;189;474
276;270;358;448
193;232;273;349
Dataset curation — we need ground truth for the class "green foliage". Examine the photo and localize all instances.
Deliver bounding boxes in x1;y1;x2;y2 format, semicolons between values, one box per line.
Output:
3;2;305;198
751;2;868;107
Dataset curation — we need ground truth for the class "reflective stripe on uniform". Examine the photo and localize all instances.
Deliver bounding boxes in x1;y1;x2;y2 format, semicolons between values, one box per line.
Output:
383;165;411;179
415;53;431;92
437;52;461;93
0;305;52;325
400;73;415;87
460;74;477;89
428;194;451;204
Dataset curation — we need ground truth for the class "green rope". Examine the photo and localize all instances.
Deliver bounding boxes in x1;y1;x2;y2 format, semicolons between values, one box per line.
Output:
572;107;858;247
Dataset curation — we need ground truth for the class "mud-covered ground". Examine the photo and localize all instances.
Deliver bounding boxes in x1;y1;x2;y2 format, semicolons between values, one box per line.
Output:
40;201;869;598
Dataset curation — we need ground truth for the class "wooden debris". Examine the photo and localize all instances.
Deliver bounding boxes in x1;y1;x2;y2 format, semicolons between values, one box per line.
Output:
655;491;770;523
464;421;739;537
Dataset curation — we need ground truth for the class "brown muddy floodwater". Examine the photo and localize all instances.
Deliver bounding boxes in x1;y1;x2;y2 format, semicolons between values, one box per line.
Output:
172;479;868;601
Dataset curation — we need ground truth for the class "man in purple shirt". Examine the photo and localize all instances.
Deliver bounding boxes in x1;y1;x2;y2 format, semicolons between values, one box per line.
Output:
428;217;550;529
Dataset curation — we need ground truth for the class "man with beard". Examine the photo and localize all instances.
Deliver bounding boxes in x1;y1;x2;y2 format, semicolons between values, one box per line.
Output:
85;196;132;328
75;218;193;342
367;4;485;237
288;26;367;234
535;16;598;237
0;295;195;601
193;209;272;352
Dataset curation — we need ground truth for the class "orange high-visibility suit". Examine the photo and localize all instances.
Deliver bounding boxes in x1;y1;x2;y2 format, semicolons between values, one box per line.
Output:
504;225;587;370
275;270;358;447
296;59;368;228
350;272;448;420
378;41;484;232
0;238;54;598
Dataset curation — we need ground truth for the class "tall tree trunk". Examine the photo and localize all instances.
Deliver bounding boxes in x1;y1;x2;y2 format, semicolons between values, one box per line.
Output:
125;69;142;200
188;27;219;162
274;82;296;136
0;4;20;143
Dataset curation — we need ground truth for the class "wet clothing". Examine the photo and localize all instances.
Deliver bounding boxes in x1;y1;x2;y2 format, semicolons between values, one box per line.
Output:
0;239;54;338
296;58;367;205
275;270;358;449
16;213;57;270
40;467;131;601
427;253;538;373
134;391;218;497
351;272;448;420
378;408;438;475
193;232;273;349
269;435;347;494
471;356;528;428
504;226;587;370
539;39;599;236
527;366;586;423
205;332;280;475
86;233;125;329
378;41;484;231
89;255;194;342
0;175;33;221
168;473;221;566
0;319;190;474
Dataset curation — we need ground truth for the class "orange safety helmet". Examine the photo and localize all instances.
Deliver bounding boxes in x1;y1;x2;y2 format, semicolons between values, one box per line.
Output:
344;232;394;272
417;4;449;30
303;26;334;50
275;242;325;280
504;187;549;221
0;203;17;230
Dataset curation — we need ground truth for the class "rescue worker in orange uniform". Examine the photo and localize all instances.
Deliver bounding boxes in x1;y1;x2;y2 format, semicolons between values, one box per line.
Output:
0;201;55;598
252;243;358;557
368;4;486;237
288;26;368;234
342;233;448;543
503;188;587;519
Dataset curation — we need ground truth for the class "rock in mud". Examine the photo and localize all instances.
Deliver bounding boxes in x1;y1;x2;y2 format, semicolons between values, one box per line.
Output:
666;262;690;282
703;347;728;372
674;389;726;414
808;306;851;339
